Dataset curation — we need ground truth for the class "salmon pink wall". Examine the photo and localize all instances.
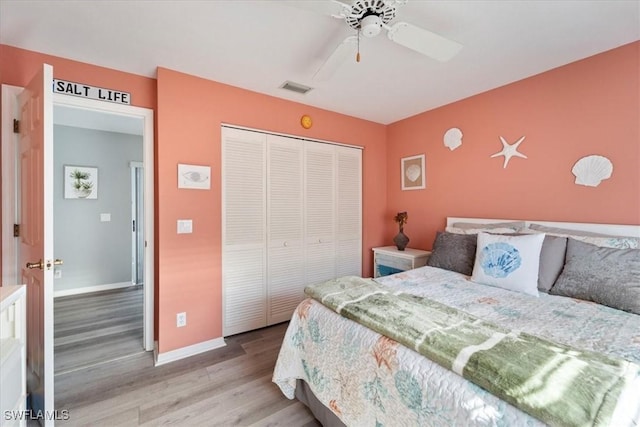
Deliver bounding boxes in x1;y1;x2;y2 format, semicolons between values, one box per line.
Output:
0;45;156;108
156;67;387;352
386;42;640;251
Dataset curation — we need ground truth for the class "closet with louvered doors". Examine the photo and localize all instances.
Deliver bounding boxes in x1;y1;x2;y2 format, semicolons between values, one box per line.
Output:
222;126;362;336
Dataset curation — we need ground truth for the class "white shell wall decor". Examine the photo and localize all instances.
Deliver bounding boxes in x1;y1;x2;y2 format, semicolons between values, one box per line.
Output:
444;127;463;151
572;155;613;187
490;136;528;168
405;164;421;182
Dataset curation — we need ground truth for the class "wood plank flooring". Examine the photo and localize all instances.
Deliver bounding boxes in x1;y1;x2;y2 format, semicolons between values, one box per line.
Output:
53;288;319;426
54;286;145;374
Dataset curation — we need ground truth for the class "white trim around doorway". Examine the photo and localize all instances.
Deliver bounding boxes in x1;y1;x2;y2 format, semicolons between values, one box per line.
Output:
1;88;155;352
52;94;156;352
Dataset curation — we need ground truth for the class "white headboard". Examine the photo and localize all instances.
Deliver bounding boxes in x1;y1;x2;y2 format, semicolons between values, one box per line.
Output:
446;217;640;238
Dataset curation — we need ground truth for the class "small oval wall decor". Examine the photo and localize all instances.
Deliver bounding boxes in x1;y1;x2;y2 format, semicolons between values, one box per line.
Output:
443;127;463;151
571;155;613;187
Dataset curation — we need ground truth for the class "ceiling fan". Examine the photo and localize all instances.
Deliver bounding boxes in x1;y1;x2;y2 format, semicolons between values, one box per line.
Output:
294;0;463;81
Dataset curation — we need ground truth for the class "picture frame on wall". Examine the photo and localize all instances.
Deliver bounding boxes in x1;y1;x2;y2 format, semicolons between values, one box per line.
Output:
64;165;98;199
178;163;211;190
401;154;426;190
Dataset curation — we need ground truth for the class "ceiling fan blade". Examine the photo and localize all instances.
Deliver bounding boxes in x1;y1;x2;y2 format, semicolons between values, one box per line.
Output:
387;22;462;62
283;0;350;18
313;36;357;82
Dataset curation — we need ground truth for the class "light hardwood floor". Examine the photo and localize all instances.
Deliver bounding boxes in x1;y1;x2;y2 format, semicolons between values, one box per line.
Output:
54;286;145;374
54;288;319;426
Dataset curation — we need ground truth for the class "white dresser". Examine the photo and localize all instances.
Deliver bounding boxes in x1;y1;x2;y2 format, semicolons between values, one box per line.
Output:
1;285;27;427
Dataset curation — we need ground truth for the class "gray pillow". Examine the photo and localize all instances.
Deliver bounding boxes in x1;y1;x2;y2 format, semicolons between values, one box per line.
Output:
529;223;620;237
550;239;640;314
452;221;525;231
427;231;477;275
537;235;568;292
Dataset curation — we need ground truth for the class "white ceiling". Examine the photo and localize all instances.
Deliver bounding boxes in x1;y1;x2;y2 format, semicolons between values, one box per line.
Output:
54;105;144;136
2;1;638;125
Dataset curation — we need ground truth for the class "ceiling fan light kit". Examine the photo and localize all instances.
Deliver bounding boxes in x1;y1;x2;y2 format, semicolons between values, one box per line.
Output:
360;15;383;37
309;0;463;81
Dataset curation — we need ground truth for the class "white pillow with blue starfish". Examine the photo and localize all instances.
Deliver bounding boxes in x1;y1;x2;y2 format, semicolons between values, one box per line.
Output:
471;232;545;297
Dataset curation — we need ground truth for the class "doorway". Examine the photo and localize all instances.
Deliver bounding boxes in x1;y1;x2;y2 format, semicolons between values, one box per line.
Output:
1;84;155;353
52;106;147;373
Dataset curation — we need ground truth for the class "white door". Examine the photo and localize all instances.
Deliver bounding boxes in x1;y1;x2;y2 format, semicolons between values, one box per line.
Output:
336;146;362;277
266;135;304;325
222;127;267;336
18;64;55;424
304;142;336;285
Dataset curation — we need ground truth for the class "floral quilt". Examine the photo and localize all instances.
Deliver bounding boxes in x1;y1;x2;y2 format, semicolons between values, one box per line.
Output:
272;266;640;426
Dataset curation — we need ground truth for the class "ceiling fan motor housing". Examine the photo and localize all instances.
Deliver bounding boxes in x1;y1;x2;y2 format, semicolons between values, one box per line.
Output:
361;15;382;37
345;0;398;37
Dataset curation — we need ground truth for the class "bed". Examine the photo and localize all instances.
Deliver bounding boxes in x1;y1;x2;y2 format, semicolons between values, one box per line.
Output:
272;218;640;426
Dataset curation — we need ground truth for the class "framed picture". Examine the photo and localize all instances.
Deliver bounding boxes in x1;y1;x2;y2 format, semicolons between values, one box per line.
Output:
64;165;98;199
401;154;425;190
178;164;211;190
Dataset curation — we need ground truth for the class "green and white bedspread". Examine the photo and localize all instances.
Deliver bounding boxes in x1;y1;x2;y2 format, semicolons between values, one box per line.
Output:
272;267;640;427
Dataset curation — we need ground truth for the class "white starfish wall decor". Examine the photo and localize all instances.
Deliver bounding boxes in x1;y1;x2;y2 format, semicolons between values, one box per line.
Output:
491;136;527;168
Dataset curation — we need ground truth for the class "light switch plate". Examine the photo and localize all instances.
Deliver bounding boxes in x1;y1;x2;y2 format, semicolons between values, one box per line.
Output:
177;219;193;234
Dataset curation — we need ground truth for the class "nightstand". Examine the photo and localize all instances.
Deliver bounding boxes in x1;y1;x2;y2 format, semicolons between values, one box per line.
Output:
372;246;431;278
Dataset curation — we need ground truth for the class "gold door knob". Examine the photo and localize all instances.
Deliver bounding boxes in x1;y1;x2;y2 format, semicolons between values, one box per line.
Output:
26;259;44;270
46;259;64;269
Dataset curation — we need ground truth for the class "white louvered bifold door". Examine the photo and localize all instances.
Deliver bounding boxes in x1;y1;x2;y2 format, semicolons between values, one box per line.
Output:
266;135;305;325
222;127;267;336
336;146;362;277
304;142;336;285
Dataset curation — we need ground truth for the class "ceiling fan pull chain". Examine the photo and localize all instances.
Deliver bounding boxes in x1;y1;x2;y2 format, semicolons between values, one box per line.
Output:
356;29;361;62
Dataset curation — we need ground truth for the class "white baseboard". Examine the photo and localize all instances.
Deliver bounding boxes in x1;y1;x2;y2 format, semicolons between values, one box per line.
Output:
154;337;226;366
53;281;134;298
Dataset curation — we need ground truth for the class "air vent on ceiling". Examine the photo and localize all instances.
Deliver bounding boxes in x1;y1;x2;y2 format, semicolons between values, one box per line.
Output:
280;81;313;95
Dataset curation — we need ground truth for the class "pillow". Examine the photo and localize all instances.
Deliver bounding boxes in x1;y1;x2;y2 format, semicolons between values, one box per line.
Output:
444;230;567;291
550;239;640;314
528;223;613;237
471;232;545;297
446;226;521;235
452;221;526;230
527;223;639;249
427;231;477;275
536;235;568;292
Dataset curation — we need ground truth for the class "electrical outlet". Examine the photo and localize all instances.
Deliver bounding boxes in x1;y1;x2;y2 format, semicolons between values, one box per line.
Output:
54;269;62;279
176;312;187;328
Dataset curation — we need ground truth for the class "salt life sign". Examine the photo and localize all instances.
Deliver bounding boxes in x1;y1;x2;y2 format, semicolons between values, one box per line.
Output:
53;79;131;105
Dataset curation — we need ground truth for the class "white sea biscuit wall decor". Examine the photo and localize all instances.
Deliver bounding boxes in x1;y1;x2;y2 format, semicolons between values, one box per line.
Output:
443;127;463;151
571;155;613;187
491;136;527;168
178;164;211;190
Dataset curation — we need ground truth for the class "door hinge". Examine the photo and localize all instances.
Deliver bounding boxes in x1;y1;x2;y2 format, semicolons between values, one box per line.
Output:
13;119;19;133
13;224;20;237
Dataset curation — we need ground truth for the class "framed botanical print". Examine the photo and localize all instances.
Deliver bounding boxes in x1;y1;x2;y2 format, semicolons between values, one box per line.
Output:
64;165;98;199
